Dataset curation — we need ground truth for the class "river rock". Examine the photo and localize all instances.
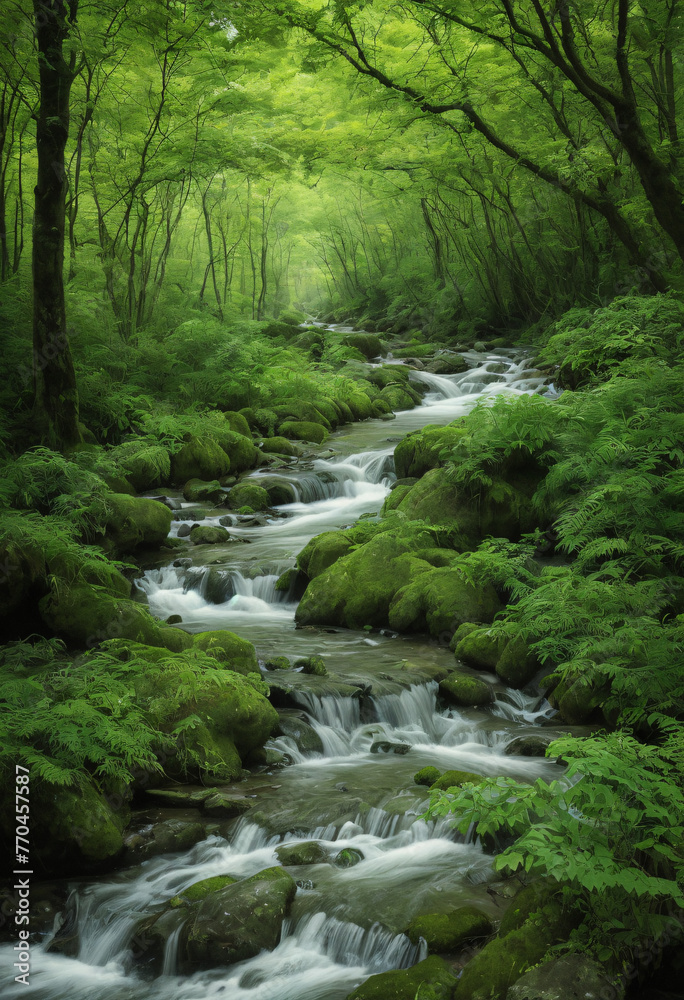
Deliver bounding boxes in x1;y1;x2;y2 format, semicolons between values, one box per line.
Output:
202;791;254;818
123;812;205;862
439;670;495;707
426;355;468;375
182;479;225;503
430;769;482;790
265;655;292;670
504;735;554;757
453;626;507;670
189;524;231;545
192;630;259;674
170;436;231;483
346;955;458;1000
332;848;364;868
407;906;493;951
394;424;466;478
342;332;384;359
496;635;539;688
275;841;329;866
103;494;173;553
279;420;329;444
222;410;252;437
297;530;354;578
370;741;411;755
146;786;215;808
226;481;271;511
260;436;303;457
389;566;502;640
294;655;328;676
414;766;442;786
38;585;169;648
507;954;625;1000
277;713;324;753
184;866;297;969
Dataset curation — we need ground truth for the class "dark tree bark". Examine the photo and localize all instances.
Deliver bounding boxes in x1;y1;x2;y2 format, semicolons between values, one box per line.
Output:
31;0;81;449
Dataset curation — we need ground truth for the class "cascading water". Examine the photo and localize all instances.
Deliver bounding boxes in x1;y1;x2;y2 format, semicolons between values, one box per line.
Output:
1;345;568;1000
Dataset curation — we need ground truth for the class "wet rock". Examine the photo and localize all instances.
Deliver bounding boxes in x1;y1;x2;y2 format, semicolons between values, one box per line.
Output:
346;955;458;1000
192;630;259;674
275;841;328;866
182;479;225;504
189;524;231;545
332;848;364;868
260;436;303;457
414;766;442;786
38;585;169;648
103;494;173;554
218;514;237;527
202;791;254;818
278;420;329;444
294;655;328;676
145;786;215;808
342;332;384;359
166;614;183;624
177;523;192;538
504;735;554;758
222;410;251;438
407;906;493;951
184;866;296;969
439;670;494;707
426;355;468;375
389;567;502;639
174;875;239;905
394;424;466;479
226;482;271;511
170;436;231;484
496;635;539;689
370;741;411;755
265;655;292;670
507;953;625;1000
277;713;324;753
123;812;205;862
157;496;183;511
453;626;507;671
173;557;193;568
297;531;354;578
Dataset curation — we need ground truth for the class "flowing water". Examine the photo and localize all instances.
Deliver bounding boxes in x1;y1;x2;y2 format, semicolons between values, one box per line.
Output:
2;345;564;999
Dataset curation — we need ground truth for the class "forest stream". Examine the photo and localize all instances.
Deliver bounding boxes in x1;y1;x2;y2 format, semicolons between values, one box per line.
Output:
0;336;569;1000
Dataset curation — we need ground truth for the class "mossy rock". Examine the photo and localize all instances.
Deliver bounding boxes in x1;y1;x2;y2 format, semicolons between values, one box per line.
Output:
430;769;482;791
382;483;414;512
454;628;508;671
389;566;502;640
273;401;332;430
265;655;292;671
507;954;625;1000
192;631;259;675
104;494;172;553
295;527;441;630
260;436;303;457
28;780;125;874
170;436;231;484
297;531;354;578
554;676;610;725
184;866;297;969
343;390;375;420
455;885;577;1000
227;482;270;511
394;424;467;479
183;479;225;503
414;766;442;786
114;444;171;492
255;476;298;506
47;548;131;600
365;365;411;389
332;848;364;868
407;906;493;951
189;524;231;545
176;875;238;904
39;585;167;648
439;670;494;707
342;333;384;359
294;655;328;676
496;636;539;689
278;420;329;444
222;410;251;438
378;385;418;411
275;841;328;866
277;714;324;753
261;320;300;340
346;955;458;1000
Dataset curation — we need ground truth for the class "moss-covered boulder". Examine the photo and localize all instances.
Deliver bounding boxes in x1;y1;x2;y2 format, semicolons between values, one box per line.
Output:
222;410;252;438
294;655;328;676
295;528;440;629
394;424;467;479
192;631;258;675
103;494;172;553
507;954;625;1000
189;524;231;545
430;769;482;791
496;636;539;689
183;479;225;503
454;884;577;1000
273;401;332;430
226;482;270;511
378;385;419;411
47;548;131;599
439;670;494;707
342;389;375;421
297;531;354;578
407;906;493;951
454;627;507;671
278;420;329;444
277;714;324;753
346;955;458;1000
113;444;171;492
551;675;610;725
342;333;384;359
39;586;168;648
28;781;126;874
414;766;442;786
275;841;328;866
170;436;231;483
260;436;303;457
365;365;411;390
389;566;502;639
184;866;297;969
174;875;238;905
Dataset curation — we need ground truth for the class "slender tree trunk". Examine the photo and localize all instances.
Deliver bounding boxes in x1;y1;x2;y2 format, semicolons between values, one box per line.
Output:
31;0;81;449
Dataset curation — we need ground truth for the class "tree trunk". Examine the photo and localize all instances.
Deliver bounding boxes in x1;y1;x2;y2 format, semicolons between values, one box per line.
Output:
31;0;81;449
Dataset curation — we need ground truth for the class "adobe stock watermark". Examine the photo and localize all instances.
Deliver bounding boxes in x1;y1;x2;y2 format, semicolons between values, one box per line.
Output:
13;765;32;987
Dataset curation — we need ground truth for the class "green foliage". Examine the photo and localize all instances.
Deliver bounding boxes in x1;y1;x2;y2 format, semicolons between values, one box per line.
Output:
427;729;684;964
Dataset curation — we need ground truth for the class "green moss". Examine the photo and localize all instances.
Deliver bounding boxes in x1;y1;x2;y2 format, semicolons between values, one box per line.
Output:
47;548;131;599
170;435;231;483
39;585;167;647
389;566;502;639
35;781;125;868
414;766;442;786
265;656;291;671
189;524;231;545
275;841;328;866
430;769;482;791
378;385;418;411
495;635;539;689
273;401;332;429
347;955;457;1000
260;436;303;457
222;410;252;438
342;333;384;358
104;494;172;554
297;531;353;578
454;628;507;671
278;420;329;444
192;630;259;675
407;906;493;951
394;424;467;479
112;443;172;492
180;875;238;902
183;479;225;503
332;847;364;868
294;655;327;676
227;482;270;511
439;671;494;707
